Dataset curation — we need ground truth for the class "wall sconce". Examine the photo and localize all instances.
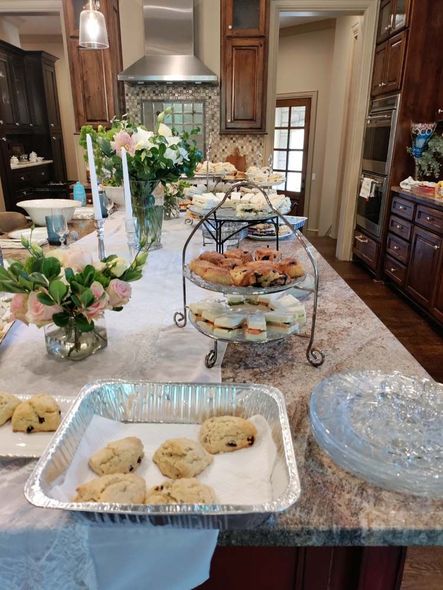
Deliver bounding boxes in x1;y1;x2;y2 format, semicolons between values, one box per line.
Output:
79;0;109;49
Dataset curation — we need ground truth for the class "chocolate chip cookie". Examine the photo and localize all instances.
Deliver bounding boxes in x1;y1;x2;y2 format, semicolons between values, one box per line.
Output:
0;392;20;426
89;437;144;476
199;416;257;454
145;478;215;505
11;394;61;433
74;473;146;504
153;437;213;479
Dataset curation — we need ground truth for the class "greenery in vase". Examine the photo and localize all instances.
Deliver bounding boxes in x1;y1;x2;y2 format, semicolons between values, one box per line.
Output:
0;238;147;335
163;179;191;218
407;133;443;180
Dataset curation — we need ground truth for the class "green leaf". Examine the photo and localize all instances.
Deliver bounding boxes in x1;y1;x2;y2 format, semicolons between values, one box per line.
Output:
37;292;55;306
42;257;61;281
48;280;68;304
71;280;84;293
94;272;111;288
71;293;82;308
65;267;75;282
74;314;94;332
80;288;95;308
28;272;48;287
83;265;96;287
52;311;70;328
0;280;24;293
0;266;12;280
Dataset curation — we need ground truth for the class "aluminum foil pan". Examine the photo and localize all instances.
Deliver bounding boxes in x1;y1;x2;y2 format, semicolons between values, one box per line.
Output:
25;381;300;529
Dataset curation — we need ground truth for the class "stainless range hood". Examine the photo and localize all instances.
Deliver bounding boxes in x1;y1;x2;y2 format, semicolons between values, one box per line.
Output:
118;0;217;84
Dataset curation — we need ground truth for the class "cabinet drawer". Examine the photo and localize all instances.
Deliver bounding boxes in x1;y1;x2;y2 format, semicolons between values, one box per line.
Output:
386;233;409;264
13;170;33;189
415;205;443;235
384;255;407;286
32;166;50;185
353;231;379;270
388;215;412;241
391;196;414;220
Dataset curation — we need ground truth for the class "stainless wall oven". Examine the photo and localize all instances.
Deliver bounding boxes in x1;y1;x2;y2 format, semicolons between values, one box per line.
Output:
362;94;400;175
356;172;388;237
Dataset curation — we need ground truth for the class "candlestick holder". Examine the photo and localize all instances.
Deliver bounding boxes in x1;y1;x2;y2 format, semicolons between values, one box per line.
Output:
95;219;106;260
125;217;138;257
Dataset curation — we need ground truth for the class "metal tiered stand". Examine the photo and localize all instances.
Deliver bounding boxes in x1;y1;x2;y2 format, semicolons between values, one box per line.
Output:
173;181;325;369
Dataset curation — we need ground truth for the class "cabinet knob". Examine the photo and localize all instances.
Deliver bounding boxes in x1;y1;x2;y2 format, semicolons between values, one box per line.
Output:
390;267;397;273
396;224;402;229
52;136;57;140
384;24;391;31
20;176;25;181
426;216;434;222
355;235;369;244
393;245;399;250
0;120;3;125
438;108;443;114
434;245;440;250
228;24;232;30
41;171;45;175
15;122;19;126
29;123;33;127
51;123;55;127
398;205;406;210
1;137;6;141
227;119;231;123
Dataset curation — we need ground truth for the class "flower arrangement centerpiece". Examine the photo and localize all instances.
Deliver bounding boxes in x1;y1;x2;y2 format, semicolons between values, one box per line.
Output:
80;111;202;249
0;238;147;361
163;179;191;219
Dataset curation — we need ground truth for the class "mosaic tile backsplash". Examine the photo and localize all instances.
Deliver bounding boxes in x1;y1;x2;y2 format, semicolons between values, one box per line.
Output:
125;83;265;167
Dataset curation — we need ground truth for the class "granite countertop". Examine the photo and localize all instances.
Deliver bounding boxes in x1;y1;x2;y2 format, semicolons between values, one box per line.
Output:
392;185;443;211
218;236;443;546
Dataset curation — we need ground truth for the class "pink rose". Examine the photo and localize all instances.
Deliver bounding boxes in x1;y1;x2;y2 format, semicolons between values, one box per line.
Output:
106;279;132;308
84;281;109;320
10;293;29;324
112;131;136;157
25;292;62;327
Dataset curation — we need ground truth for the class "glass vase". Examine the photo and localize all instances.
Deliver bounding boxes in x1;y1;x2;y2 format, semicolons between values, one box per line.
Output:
44;317;107;361
130;180;164;250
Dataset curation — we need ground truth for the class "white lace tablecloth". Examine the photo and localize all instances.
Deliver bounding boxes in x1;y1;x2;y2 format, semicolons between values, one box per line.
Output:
0;212;224;590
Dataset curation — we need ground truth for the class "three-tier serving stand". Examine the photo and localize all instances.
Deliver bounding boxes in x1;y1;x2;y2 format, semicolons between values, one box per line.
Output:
173;181;325;369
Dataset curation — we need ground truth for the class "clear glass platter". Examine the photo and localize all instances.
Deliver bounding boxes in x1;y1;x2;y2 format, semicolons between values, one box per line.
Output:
184;265;306;295
189;205;281;222
309;372;443;497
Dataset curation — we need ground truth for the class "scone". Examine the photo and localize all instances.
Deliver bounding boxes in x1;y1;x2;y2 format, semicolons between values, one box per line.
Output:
145;478;215;505
11;394;61;433
88;437;144;475
0;392;20;426
74;473;146;504
153;437;213;479
200;416;257;454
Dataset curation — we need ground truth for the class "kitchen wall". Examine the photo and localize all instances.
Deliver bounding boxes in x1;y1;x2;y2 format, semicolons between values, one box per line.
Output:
0;18;21;47
277;23;336;231
20;34;78;181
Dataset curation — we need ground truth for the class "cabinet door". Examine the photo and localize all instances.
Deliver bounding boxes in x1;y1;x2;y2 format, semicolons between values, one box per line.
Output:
371;43;387;96
392;0;411;34
383;31;407;94
25;56;47;132
50;133;67;181
405;227;442;308
42;61;62;131
63;0;85;38
222;38;266;131
0;54;15;127
377;0;394;43
431;260;443;323
10;56;31;128
223;0;268;36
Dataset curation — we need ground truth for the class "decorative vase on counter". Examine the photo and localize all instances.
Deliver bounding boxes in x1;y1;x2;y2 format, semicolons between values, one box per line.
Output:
44;317;108;361
130;180;164;250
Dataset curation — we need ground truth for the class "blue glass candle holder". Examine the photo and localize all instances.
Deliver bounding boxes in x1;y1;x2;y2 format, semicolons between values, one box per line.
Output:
45;214;65;246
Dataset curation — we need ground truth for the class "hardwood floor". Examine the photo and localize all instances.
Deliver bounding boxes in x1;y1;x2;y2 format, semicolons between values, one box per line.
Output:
307;233;443;590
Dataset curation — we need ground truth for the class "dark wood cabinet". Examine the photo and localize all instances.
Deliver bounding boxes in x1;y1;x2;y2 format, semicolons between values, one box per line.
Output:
405;226;441;307
63;0;125;130
50;133;67;182
353;229;380;270
377;0;411;42
0;53;15;129
371;31;406;96
42;60;62;132
220;0;269;133
431;265;443;323
223;0;268;36
10;56;31;128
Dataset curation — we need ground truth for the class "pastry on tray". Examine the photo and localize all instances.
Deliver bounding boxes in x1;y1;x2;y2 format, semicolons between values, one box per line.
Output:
11;394;61;433
74;473;146;504
146;478;216;505
88;437;144;476
277;258;305;279
200;416;257;454
0;392;20;426
255;247;281;262
153;438;213;479
224;248;253;263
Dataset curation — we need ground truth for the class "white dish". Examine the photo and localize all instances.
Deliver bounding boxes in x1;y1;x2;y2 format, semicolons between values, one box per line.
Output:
16;199;82;226
0;395;73;458
247;231;293;242
8;227;48;243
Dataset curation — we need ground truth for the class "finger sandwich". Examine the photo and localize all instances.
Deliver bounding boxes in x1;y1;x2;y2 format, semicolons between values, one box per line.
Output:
265;311;298;335
245;314;267;341
227;295;245;306
213;314;244;339
188;302;206;320
272;294;306;324
200;303;229;332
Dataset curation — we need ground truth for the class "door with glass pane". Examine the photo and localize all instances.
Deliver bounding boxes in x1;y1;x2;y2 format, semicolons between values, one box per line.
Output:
273;98;311;216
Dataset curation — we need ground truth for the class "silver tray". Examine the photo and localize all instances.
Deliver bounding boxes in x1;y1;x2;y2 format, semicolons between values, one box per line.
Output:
25;380;300;529
184;265;306;296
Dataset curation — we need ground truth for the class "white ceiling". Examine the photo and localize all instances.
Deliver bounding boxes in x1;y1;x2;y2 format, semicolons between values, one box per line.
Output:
0;14;62;36
279;11;356;28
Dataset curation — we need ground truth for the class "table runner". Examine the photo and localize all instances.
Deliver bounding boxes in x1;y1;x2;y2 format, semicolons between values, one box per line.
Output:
0;213;224;589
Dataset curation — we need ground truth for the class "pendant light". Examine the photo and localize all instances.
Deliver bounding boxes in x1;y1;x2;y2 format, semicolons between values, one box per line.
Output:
79;0;109;49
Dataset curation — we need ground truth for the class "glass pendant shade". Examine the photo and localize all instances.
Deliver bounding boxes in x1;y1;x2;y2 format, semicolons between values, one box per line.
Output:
79;6;109;49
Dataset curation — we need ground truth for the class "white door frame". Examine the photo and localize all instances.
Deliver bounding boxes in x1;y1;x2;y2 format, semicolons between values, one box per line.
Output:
274;91;318;221
266;0;379;259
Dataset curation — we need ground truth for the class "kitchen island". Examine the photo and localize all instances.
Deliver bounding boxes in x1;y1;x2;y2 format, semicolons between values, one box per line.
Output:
0;214;441;589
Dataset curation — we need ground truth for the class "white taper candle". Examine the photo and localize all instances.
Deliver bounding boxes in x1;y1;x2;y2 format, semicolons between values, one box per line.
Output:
121;147;133;219
86;133;102;221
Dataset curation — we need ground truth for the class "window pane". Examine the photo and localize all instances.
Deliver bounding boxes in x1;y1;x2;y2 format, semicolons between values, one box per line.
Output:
289;129;304;149
273;150;287;170
288;151;303;171
173;103;182;113
287;172;302;192
274;129;288;149
183;103;192;113
275;107;289;127
290;106;306;127
173;114;183;125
